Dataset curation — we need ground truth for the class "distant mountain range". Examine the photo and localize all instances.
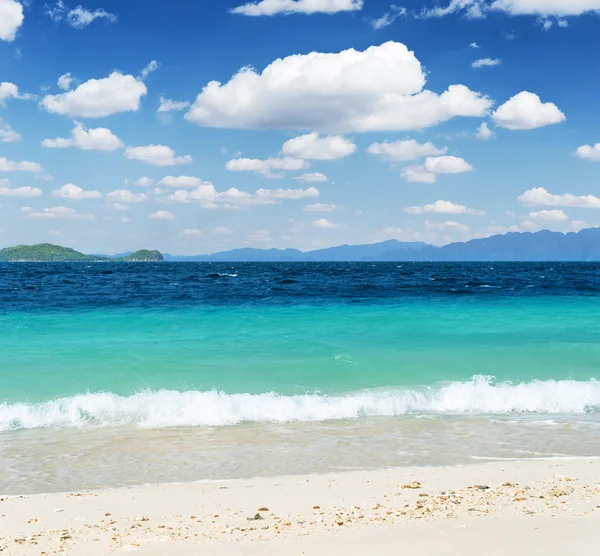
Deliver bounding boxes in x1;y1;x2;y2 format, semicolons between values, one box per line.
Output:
164;228;600;262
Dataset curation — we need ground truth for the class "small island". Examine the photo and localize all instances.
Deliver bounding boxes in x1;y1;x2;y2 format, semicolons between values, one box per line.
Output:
0;244;164;262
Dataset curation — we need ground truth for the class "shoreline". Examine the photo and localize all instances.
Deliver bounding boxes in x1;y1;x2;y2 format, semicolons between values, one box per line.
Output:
2;459;599;555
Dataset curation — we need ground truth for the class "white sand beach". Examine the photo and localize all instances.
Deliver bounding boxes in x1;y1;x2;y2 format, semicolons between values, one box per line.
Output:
1;459;599;555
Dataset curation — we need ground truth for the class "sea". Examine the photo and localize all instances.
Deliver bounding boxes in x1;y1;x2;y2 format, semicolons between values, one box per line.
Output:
1;262;600;495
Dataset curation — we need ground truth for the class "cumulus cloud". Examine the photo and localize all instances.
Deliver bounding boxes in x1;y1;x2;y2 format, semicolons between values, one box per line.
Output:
367;139;447;161
425;220;471;233
492;91;566;130
518;187;600;208
313;218;338;228
106;190;148;203
424;155;473;174
42;72;147;118
45;1;117;28
575;144;600;161
0;157;43;173
0;120;20;143
57;72;74;90
476;121;494;140
470;42;481;48
225;156;308;178
529;209;568;221
371;4;406;29
158;175;209;188
26;206;93;219
401;165;437;183
404;199;485;215
180;228;203;237
281;132;356;160
150;210;175;220
230;0;363;16
134;177;155;187
0;0;24;41
125;145;192;166
472;57;502;68
0;185;42;197
52;183;102;200
165;180;319;208
42;121;123;151
158;96;190;113
185;42;491;133
295;172;328;182
304;202;338;212
0;82;34;105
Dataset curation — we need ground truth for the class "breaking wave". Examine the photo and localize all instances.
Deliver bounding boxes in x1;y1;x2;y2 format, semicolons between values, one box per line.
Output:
2;376;600;432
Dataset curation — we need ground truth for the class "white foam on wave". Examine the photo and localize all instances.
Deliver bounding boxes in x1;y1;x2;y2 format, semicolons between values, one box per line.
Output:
2;376;599;432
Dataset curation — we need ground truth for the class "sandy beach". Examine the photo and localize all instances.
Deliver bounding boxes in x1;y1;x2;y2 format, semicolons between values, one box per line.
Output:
1;458;599;555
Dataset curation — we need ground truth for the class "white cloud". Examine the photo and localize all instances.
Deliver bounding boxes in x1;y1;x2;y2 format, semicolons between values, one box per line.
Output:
421;0;600;19
304;202;338;212
470;42;481;48
150;210;175;220
166;181;318;207
472;57;502;68
281;132;356;160
492;91;566;130
0;81;33;104
180;228;203;237
476;121;494;140
295;172;328;182
424;155;473;174
42;121;123;151
120;217;130;223
425;220;471;233
57;72;74;90
313;218;338;228
0;120;20;143
230;0;363;16
45;1;117;28
0;0;23;41
518;187;600;208
125;145;192;166
158;96;190;112
371;4;406;29
185;42;491;133
529;209;568;221
0;157;43;173
401;165;437;183
225;156;308;178
404;199;485;215
26;206;93;219
42;72;147;118
106;190;148;203
575;144;600;161
214;227;233;235
134;177;155;187
52;183;102;200
0;185;42;197
158;175;210;188
140;60;159;80
367;139;447;161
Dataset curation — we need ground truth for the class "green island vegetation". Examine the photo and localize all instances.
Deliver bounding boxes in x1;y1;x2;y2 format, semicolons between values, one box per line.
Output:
0;244;164;262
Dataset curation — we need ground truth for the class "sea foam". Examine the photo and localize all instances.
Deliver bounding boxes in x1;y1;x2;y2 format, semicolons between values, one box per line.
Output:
2;376;599;432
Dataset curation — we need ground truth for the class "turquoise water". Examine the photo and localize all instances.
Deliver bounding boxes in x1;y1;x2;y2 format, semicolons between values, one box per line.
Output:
3;298;600;405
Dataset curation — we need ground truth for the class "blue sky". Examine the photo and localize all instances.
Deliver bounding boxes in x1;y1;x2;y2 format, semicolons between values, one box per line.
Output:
2;0;600;254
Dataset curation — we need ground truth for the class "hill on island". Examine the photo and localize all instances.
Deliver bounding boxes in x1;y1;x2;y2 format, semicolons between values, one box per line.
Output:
0;244;164;262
